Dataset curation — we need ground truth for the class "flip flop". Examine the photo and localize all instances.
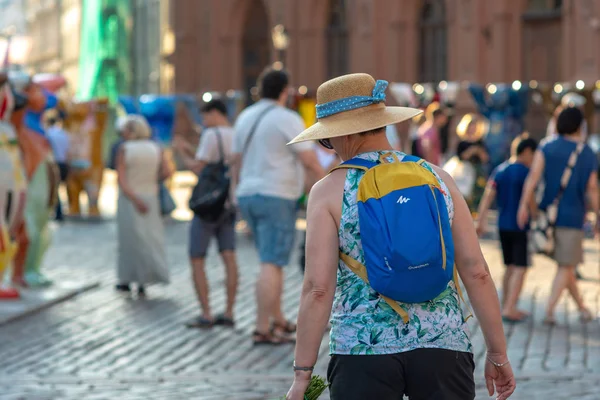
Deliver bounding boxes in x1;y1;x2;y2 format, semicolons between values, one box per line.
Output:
543;317;557;326
186;316;214;329
214;314;235;327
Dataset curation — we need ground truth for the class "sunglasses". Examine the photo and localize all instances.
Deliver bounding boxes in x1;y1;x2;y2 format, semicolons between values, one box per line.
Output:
318;139;333;149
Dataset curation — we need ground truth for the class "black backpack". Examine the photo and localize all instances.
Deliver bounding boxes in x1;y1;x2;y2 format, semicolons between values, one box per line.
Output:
188;129;230;222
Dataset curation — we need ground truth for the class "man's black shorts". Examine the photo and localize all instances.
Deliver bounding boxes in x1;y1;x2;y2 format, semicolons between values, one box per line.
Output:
327;348;475;400
499;230;530;267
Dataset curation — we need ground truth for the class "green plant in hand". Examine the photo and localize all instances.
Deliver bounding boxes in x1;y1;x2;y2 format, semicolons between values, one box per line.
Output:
278;375;329;400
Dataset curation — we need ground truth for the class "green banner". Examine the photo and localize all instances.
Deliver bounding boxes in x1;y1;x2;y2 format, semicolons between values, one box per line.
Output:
77;0;132;102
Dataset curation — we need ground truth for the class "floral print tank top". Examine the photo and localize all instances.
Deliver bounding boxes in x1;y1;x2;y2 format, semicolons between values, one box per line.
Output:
329;151;472;355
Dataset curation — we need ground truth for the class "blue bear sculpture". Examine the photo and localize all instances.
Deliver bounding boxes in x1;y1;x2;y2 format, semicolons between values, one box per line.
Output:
468;83;529;170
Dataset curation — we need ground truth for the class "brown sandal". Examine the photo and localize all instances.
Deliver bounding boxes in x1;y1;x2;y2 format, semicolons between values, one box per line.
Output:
253;331;295;346
271;320;297;334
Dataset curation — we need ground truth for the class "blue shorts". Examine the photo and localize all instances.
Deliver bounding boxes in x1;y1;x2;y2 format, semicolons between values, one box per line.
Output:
237;195;298;267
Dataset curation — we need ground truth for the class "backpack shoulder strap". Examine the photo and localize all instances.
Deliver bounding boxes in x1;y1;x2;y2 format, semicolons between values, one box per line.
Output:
242;105;276;154
339;251;410;324
330;158;377;173
214;128;225;164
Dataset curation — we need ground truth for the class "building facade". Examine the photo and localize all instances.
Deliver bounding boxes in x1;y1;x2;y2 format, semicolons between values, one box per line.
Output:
170;0;600;96
130;0;174;96
60;0;82;91
26;0;63;74
15;0;80;91
0;0;27;35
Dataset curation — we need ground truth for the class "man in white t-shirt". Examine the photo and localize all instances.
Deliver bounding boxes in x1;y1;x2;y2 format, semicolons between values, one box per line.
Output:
175;99;239;329
231;68;325;345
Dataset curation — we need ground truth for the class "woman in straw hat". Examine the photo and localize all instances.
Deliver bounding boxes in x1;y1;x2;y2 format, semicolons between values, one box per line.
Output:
286;74;515;400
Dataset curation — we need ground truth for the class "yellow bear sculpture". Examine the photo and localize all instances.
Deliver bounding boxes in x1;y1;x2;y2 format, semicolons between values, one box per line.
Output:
63;99;109;218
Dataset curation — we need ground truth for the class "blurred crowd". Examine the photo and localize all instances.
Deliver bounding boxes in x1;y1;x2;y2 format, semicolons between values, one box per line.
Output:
81;67;598;349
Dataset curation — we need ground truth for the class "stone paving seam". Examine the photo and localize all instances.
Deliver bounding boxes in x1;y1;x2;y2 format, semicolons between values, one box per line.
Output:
0;281;100;327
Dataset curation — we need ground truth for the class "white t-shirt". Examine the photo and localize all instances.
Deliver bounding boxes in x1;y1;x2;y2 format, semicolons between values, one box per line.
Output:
233;99;312;200
314;144;338;170
195;126;234;164
386;124;399;149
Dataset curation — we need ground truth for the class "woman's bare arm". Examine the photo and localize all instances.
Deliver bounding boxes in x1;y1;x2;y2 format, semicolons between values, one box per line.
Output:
116;147;136;201
476;181;496;236
159;150;175;181
293;177;340;380
586;171;599;215
433;166;508;357
518;150;545;228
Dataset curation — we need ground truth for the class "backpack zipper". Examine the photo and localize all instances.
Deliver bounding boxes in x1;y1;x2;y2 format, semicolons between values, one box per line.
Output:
384;257;392;271
429;185;447;270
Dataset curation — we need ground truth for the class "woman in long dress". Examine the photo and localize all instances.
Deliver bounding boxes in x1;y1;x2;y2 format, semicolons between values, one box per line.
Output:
115;115;172;295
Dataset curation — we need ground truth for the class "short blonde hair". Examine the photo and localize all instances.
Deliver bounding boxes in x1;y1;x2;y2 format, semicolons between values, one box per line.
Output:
123;115;152;139
425;102;441;121
456;113;488;140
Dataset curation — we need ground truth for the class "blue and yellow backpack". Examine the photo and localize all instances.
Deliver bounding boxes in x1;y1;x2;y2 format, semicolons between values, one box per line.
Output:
333;153;465;323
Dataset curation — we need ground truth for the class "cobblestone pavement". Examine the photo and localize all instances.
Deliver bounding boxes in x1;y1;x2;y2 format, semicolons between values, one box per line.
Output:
1;174;600;399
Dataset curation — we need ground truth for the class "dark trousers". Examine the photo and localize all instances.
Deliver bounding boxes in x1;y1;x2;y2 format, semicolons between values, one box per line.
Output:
327;349;475;400
55;163;69;221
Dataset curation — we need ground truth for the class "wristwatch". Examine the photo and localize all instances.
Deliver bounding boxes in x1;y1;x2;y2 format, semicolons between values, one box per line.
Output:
293;361;314;372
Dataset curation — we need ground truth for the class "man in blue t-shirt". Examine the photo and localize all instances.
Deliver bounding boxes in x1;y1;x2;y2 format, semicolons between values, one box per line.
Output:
517;107;598;325
477;135;538;323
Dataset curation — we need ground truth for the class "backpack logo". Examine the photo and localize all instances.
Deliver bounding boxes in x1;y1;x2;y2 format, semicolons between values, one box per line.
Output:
397;196;410;204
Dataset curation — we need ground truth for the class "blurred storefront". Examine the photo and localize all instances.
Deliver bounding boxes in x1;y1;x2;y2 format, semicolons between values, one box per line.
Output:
170;0;600;129
0;0;27;35
7;0;173;97
60;0;82;92
26;0;62;74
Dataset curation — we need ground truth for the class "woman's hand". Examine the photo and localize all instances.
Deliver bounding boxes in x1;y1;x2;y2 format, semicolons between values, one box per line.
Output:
476;146;490;163
286;374;311;400
133;198;149;215
460;145;478;161
485;353;516;400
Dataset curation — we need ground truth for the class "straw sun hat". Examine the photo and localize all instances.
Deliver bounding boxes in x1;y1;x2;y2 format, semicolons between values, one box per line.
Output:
288;73;422;144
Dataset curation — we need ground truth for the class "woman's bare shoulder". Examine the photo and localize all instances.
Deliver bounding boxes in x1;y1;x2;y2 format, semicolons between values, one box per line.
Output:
313;169;345;196
308;169;346;221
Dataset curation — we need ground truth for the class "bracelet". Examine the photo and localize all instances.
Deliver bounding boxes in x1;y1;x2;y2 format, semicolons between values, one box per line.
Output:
293;361;314;372
487;356;510;368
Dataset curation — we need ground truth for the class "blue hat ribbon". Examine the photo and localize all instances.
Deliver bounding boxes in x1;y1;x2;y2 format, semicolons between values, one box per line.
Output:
315;80;388;119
